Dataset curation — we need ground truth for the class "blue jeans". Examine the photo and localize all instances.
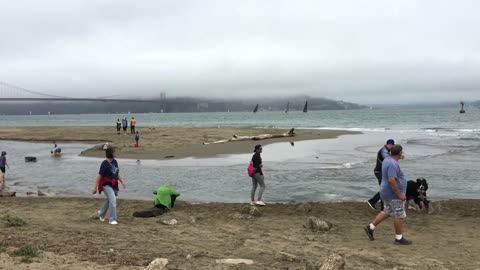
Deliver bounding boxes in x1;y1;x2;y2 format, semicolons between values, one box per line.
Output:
100;185;117;221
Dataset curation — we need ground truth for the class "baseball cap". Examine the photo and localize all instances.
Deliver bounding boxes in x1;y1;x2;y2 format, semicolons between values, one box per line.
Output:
386;139;395;145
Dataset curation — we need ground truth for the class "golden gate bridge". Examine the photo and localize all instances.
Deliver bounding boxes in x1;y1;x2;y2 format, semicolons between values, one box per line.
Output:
0;81;167;107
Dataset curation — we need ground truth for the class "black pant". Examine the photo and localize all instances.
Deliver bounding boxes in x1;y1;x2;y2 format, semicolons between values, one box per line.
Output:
131;126;135;134
155;195;178;209
368;172;383;209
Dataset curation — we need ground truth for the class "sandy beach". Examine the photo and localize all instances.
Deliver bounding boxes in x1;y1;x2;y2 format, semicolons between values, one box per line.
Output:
0;126;356;160
1;126;479;269
1;197;479;269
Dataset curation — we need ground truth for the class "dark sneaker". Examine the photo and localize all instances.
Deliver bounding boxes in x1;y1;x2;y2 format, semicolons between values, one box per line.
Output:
394;237;412;245
364;225;374;240
366;200;376;211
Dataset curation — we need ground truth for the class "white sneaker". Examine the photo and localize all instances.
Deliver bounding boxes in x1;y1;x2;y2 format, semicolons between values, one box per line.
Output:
109;220;118;225
255;201;266;206
98;211;105;222
250;201;256;206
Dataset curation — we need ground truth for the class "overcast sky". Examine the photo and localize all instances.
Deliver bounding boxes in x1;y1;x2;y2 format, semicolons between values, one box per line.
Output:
1;0;479;104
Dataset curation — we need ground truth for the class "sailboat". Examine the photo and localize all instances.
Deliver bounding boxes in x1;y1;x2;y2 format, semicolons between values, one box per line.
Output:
253;104;259;113
303;101;308;113
285;102;290;113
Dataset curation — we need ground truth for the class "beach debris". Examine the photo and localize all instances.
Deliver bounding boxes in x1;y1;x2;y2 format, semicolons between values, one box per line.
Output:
275;251;301;262
297;203;313;213
204;128;295;145
318;253;345;270
304;216;333;232
0;191;16;197
215;259;254;265
24;156;37;162
186;254;192;260
145;258;169;270
158;218;178;225
37;186;54;197
241;205;262;217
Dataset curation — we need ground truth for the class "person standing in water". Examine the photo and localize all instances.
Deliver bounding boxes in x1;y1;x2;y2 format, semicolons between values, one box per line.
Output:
250;144;266;206
0;151;9;191
92;147;126;225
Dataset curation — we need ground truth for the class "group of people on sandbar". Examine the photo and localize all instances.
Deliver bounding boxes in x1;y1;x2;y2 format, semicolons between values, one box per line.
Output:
116;117;136;135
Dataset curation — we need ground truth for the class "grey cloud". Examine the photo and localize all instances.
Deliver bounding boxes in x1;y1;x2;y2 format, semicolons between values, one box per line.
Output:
1;0;480;104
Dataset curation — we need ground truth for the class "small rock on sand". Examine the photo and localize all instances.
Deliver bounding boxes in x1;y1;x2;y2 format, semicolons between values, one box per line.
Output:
304;216;332;232
158;219;178;225
145;258;169;270
275;251;301;262
215;259;254;265
319;253;345;270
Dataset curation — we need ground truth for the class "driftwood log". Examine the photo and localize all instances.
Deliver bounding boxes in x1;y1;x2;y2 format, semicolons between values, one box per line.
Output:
0;191;16;197
203;128;295;145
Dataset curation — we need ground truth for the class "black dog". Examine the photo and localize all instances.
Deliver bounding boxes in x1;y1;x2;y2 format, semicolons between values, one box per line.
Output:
406;178;430;212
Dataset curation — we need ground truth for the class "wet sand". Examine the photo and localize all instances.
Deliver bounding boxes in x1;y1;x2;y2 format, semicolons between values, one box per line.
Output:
0;126;357;160
1;197;479;269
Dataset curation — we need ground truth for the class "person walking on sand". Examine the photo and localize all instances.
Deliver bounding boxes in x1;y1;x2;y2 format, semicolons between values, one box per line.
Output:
92;147;126;225
154;184;180;211
364;144;412;245
130;117;136;134
0;151;10;191
366;139;395;211
116;119;121;135
134;131;140;147
250;144;266;206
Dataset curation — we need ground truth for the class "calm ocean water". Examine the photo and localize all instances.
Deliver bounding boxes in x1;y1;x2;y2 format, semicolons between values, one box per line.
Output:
1;108;479;202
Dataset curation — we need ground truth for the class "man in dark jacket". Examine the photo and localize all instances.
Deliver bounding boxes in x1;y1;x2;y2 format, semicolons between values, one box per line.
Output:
366;139;395;211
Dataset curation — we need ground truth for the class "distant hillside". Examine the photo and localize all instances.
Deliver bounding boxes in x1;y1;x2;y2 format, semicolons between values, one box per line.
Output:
0;96;366;115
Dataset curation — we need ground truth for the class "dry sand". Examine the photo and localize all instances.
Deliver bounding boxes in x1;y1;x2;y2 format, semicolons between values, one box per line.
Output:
1;197;479;269
0;126;356;160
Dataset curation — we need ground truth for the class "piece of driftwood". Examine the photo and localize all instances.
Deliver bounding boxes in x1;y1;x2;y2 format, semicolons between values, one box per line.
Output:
0;191;16;197
203;128;295;145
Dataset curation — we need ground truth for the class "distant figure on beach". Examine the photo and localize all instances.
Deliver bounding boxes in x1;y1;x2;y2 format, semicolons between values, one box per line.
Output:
250;144;266;206
130;117;136;134
103;142;110;151
122;118;128;134
92;147;126;225
134;131;140;147
51;142;62;156
116;119;121;135
154;184;180;210
364;144;412;245
0;151;9;191
366;139;395;211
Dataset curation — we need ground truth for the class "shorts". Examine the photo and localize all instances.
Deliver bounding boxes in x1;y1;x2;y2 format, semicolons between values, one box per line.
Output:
0;167;5;173
382;199;406;218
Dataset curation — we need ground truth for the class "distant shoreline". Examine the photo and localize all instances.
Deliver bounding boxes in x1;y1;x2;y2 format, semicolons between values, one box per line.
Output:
0;126;359;160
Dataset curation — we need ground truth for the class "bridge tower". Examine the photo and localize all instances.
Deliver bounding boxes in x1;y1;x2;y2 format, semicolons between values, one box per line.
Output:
160;92;167;113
